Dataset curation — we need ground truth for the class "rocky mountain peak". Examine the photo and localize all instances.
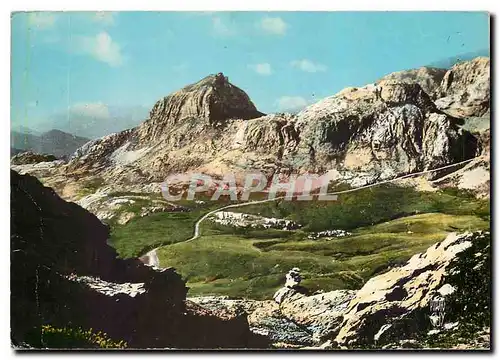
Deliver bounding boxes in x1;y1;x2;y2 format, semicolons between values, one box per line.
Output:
142;73;264;141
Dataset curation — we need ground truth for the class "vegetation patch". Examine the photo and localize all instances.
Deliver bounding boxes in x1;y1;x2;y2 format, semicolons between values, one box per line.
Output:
108;185;490;299
25;325;127;349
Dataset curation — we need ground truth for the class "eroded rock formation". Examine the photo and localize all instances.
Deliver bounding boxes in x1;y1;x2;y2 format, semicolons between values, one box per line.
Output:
10;170;267;349
17;58;488;199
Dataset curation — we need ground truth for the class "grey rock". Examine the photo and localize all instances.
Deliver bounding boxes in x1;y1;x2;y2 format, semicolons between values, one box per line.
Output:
434;57;490;118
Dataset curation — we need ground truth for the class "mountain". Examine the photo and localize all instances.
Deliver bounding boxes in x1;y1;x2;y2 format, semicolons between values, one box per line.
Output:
10;129;90;158
66;60;486;191
11;58;490;200
36;105;150;139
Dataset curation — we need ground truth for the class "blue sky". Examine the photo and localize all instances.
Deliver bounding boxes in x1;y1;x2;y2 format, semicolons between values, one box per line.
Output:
11;11;489;137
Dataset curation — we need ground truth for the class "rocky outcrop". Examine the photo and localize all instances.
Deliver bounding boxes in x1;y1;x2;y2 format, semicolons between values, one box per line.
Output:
292;81;477;180
377;66;447;96
138;72;264;142
10;170;267;349
11;151;57;165
431;127;490;198
274;289;356;343
332;231;490;347
434;57;490;118
75;191;188;225
190;269;355;347
20;58;487;199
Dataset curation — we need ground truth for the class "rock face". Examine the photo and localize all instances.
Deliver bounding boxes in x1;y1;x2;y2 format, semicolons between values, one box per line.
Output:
274;289;356;343
292;81;477;181
19;58;488;200
376;66;447;96
142;73;265;139
190;290;355;347
10;170;267;349
333;231;489;346
11;151;57;165
434;57;490;118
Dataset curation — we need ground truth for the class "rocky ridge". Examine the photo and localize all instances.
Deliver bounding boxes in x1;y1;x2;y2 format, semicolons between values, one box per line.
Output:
19;58;488;200
11;129;90;158
434;57;490;118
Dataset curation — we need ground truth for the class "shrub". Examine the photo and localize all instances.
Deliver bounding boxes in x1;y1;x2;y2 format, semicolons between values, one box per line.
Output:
26;325;127;349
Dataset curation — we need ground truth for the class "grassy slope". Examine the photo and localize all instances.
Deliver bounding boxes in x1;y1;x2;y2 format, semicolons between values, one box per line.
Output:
156;212;488;299
106;185;489;299
109;195;233;258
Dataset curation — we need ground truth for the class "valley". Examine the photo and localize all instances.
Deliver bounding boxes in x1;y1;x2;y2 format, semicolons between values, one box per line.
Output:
11;53;491;349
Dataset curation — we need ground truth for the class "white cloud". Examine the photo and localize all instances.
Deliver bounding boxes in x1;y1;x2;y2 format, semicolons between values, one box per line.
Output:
27;12;57;30
291;59;327;73
258;17;287;35
276;96;308;112
248;63;272;76
69;102;110;119
76;32;123;67
212;16;236;36
92;12;115;26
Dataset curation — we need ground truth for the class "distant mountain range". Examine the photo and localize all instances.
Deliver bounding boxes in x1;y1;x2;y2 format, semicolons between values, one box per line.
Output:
425;49;489;69
34;105;149;139
11;128;90;158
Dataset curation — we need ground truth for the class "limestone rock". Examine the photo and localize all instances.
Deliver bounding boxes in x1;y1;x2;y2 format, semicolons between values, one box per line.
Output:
333;232;484;346
434;57;490;118
278;289;356;342
377;66;447;96
19;59;487;199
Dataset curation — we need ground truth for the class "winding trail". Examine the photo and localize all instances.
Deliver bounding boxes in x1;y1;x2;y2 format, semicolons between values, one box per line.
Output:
143;157;476;268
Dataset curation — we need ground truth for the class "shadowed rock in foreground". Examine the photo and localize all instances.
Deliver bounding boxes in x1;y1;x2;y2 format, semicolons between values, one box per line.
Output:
10;170;267;349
